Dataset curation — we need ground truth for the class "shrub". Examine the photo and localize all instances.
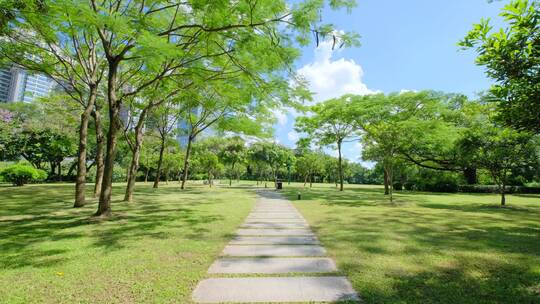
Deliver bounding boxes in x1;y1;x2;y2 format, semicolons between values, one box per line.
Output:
0;164;47;186
393;182;403;191
404;182;415;191
413;170;461;193
458;184;540;194
112;165;128;183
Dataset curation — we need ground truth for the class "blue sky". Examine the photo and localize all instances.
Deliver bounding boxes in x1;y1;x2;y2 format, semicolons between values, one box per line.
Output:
273;0;509;165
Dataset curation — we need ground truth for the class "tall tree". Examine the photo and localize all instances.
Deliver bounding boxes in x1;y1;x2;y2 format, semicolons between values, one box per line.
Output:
220;137;247;186
121;85;181;201
86;0;358;216
460;0;540;133
296;152;325;187
151;101;182;188
296;97;357;191
351;91;443;200
0;0;106;207
459;125;537;206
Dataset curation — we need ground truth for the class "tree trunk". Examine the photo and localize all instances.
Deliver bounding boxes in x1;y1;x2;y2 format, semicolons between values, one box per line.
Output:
74;89;97;207
58;161;62;181
153;136;166;188
229;162;235;186
500;183;506;206
385;162;394;203
180;135;194;190
67;161;77;177
304;176;307;187
95;64;120;217
464;167;477;185
309;174;313;188
337;140;344;191
50;163;56;180
92;106;105;198
124;121;146;202
144;167;149;183
124;145;140;202
383;169;389;195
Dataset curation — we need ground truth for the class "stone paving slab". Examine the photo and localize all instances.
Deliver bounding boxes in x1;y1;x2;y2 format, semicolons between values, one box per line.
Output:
192;276;360;303
241;222;309;229
244;218;307;224
229;236;320;245
249;212;302;217
222;245;326;257
208;257;337;274
251;209;297;212
247;213;303;219
236;228;314;236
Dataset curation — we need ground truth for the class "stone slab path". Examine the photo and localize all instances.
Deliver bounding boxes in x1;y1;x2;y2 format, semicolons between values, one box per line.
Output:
192;190;359;303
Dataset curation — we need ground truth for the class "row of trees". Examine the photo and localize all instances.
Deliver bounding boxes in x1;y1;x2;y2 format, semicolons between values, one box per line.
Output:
0;0;359;216
294;0;540;205
295;91;539;205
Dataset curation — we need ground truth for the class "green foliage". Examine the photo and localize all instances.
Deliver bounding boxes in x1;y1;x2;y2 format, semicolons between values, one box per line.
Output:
112;166;128;183
460;0;540;133
0;98;78;172
0;164;47;186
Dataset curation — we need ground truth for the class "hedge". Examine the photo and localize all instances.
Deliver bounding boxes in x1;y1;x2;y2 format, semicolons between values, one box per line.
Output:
0;164;48;186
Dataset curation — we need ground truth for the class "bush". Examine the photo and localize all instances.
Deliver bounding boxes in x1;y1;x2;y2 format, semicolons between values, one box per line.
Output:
458;184;540;194
404;182;415;191
393;182;403;191
112;165;128;183
0;164;47;186
413;170;461;193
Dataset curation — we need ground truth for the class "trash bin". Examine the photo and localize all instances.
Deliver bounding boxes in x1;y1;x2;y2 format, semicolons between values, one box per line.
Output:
276;180;283;190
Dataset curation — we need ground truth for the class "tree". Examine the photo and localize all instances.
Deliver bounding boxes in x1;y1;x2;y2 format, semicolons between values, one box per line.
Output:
296;152;325;187
220;137;247;186
460;0;540;133
178;78;276;190
138;134;161;183
296;97;357;191
351;91;443;201
150;102;182;189
0;99;78;177
88;0;358;216
460;126;537;206
0;1;106;207
194;151;222;187
161;150;184;184
248;143;273;186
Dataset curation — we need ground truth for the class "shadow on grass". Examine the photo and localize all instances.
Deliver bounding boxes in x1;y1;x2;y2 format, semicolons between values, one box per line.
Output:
281;184;540;303
0;183;230;269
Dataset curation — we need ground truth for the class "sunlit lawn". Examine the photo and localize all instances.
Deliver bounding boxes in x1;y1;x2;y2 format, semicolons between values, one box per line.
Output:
1;180;539;303
280;183;540;304
0;181;255;303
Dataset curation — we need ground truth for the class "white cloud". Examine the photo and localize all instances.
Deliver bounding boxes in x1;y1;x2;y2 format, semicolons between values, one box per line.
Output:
287;131;299;143
272;109;288;126
297;41;375;103
399;89;418;94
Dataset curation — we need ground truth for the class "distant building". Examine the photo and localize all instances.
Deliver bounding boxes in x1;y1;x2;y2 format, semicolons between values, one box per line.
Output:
0;65;57;103
177;119;190;147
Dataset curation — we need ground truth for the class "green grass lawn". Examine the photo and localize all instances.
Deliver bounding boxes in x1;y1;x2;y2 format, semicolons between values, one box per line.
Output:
0;182;255;303
280;183;540;304
1;180;539;303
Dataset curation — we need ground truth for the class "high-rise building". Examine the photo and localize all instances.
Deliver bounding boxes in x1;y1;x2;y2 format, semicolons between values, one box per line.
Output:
0;65;57;103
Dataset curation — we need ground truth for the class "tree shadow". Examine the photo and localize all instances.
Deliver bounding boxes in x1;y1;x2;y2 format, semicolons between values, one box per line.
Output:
0;183;233;270
283;184;540;303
